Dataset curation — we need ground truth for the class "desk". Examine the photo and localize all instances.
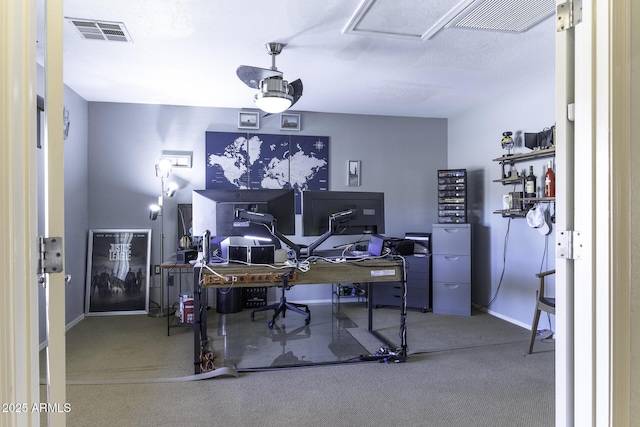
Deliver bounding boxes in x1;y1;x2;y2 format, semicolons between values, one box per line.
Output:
192;258;407;373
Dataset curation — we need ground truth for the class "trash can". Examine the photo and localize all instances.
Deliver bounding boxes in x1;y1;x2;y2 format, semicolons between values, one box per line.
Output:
216;288;243;314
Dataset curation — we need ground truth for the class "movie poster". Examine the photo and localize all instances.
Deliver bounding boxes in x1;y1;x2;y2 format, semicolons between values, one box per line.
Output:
85;229;151;315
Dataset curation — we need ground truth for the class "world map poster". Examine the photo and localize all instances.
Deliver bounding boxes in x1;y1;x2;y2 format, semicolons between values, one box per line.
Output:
205;131;329;213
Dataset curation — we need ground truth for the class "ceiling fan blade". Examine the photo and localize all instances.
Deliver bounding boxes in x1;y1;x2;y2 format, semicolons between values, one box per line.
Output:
289;79;303;108
236;65;282;89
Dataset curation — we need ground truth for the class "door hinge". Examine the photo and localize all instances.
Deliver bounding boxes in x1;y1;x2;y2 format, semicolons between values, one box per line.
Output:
556;230;584;260
39;236;64;274
557;0;583;32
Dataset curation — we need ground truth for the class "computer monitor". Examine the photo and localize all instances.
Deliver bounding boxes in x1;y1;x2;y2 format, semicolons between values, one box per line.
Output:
192;189;296;240
301;190;385;236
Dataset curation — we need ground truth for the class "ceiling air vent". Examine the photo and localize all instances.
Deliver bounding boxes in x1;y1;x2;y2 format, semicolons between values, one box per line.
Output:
67;18;133;42
446;0;555;33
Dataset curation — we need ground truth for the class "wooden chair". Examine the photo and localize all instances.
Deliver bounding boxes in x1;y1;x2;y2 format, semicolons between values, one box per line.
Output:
528;269;555;354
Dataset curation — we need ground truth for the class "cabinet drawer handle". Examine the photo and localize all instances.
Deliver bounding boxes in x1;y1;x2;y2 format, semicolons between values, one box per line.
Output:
443;256;460;261
444;283;460;289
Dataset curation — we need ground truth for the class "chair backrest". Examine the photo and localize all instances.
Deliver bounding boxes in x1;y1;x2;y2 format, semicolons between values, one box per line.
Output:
529;269;556;353
535;269;555;311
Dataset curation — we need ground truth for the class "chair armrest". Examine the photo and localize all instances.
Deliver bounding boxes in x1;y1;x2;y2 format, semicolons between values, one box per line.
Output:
535;269;555;278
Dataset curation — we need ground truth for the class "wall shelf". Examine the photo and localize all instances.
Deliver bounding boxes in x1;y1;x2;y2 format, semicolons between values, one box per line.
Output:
493;209;528;218
493;147;555;216
492;147;555;164
493;175;523;185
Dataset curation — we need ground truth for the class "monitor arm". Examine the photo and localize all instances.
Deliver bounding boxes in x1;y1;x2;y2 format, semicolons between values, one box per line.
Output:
304;209;356;257
235;209;302;258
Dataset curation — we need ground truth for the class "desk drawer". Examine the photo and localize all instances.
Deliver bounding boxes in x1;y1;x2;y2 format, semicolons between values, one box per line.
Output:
372;283;429;310
373;282;401;297
433;281;470;316
432;224;470;255
433;255;470;283
406;255;430;273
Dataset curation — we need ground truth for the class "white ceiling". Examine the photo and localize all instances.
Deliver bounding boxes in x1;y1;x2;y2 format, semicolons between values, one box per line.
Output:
38;0;556;118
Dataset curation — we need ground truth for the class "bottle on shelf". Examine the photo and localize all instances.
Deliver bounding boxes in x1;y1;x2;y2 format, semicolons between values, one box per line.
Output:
544;161;555;197
525;166;537;198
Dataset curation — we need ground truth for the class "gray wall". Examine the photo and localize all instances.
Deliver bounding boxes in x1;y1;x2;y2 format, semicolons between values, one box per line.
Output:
63;86;90;326
87;103;447;304
37;66;90;345
448;76;556;329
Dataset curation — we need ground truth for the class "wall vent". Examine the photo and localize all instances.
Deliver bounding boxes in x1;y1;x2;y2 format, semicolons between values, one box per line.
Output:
67;18;133;42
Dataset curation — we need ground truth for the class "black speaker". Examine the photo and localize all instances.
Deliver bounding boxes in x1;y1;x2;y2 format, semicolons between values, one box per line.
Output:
228;245;248;263
176;250;197;264
250;245;275;264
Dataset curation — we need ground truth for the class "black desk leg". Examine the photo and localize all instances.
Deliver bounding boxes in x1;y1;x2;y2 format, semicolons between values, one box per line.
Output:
193;268;200;374
368;282;373;331
400;276;408;356
366;276;408;363
193;268;209;375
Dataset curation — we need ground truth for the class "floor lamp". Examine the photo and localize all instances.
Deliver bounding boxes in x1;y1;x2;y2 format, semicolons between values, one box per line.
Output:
148;159;178;318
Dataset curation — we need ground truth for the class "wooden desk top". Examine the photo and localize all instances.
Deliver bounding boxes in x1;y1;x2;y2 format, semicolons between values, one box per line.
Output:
190;258;403;288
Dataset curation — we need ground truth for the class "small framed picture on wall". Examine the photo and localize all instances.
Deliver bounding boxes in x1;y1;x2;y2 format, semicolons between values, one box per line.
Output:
280;113;300;131
348;160;361;186
238;111;260;129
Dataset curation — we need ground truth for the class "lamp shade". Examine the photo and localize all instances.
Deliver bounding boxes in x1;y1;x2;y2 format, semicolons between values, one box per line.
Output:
155;159;173;177
254;76;293;114
149;204;161;220
254;93;292;114
165;182;178;198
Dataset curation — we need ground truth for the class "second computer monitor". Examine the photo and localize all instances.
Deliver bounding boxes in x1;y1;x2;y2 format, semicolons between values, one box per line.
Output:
301;190;385;236
192;189;296;239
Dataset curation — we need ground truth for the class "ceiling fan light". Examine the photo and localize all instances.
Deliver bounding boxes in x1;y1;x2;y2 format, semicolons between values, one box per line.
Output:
253;76;293;113
254;93;292;114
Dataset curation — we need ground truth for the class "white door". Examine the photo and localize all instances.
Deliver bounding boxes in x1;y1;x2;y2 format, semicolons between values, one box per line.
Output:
42;0;68;425
0;0;67;425
555;0;632;425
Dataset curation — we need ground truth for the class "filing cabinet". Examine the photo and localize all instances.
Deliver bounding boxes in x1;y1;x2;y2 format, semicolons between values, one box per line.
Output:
432;223;471;316
371;254;431;312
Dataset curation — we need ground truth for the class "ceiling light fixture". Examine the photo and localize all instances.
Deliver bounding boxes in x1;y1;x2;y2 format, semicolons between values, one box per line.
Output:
237;43;303;114
254;77;293;114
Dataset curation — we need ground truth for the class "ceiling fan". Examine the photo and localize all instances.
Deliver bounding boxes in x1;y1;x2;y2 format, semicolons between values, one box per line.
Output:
236;42;303;114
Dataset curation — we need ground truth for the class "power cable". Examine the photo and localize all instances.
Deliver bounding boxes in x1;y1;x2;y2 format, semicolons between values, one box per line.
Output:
481;216;511;308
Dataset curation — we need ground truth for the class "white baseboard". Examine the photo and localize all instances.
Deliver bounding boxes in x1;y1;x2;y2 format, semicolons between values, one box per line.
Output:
39;313;86;351
473;304;531;330
66;313;85;330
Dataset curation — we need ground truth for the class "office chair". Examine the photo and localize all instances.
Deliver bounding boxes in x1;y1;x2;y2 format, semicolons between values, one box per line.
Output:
250;269;310;329
528;269;555;354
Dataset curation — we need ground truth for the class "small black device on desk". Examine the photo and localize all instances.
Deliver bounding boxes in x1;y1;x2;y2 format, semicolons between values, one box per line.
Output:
176;249;198;264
